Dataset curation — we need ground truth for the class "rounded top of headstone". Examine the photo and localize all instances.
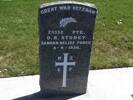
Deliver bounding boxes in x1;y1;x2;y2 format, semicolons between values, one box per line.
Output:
40;1;97;9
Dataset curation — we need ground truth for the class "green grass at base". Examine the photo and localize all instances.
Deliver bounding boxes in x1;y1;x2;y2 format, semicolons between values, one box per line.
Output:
0;0;133;77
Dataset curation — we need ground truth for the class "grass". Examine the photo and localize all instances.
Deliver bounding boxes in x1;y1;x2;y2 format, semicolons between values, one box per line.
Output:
0;0;133;77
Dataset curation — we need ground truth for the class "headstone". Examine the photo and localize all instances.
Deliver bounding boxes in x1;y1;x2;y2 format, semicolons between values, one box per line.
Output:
39;1;97;97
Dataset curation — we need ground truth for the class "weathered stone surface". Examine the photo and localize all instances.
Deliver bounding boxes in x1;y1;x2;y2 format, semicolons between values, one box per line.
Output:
39;1;97;96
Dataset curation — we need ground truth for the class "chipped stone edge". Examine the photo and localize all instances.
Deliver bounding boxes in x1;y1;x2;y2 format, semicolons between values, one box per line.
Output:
40;1;97;9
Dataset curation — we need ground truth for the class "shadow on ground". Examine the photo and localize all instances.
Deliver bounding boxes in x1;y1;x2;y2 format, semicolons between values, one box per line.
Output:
14;92;82;100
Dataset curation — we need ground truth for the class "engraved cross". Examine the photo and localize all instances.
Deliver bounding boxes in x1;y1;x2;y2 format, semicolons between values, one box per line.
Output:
55;53;75;87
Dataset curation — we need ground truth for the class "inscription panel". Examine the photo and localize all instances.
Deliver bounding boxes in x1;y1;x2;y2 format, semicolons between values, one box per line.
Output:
39;1;97;96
